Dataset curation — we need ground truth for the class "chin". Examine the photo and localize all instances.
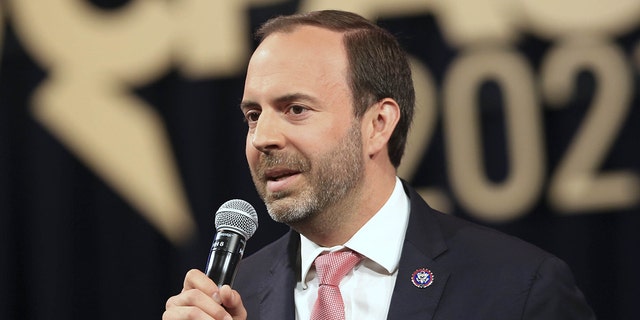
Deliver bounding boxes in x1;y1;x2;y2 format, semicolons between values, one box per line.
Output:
266;197;313;224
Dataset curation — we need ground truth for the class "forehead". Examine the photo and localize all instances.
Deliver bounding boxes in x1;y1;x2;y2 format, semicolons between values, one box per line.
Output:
253;25;347;65
244;26;350;99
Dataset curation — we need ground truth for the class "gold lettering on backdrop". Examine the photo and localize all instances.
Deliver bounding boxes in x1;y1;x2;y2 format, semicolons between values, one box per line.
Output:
6;0;285;244
172;0;252;78
3;0;282;244
521;0;640;39
3;0;639;226
443;47;544;222
9;0;192;244
303;0;640;45
541;37;639;213
302;0;436;19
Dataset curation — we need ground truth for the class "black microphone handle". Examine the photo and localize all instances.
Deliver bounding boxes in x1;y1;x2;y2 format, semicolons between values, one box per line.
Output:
204;230;247;287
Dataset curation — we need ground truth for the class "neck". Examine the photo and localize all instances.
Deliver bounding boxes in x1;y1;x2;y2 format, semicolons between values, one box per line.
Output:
293;168;397;247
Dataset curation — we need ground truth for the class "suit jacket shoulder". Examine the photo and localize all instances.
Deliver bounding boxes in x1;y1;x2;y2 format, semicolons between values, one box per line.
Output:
387;182;595;319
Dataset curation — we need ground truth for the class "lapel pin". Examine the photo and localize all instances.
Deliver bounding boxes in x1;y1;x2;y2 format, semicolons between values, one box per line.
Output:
411;268;434;288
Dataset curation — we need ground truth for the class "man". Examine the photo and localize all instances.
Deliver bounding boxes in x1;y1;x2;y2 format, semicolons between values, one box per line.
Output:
164;10;595;320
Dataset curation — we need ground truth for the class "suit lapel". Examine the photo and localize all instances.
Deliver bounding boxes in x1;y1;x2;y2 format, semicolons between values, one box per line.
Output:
256;231;299;320
387;183;450;320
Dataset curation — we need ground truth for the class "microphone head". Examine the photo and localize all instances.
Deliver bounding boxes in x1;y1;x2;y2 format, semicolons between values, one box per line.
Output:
215;199;259;240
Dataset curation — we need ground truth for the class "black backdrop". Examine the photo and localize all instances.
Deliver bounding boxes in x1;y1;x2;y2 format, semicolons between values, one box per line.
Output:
1;1;639;319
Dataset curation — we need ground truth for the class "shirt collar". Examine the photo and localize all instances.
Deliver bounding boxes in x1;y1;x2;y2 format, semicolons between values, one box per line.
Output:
299;177;410;286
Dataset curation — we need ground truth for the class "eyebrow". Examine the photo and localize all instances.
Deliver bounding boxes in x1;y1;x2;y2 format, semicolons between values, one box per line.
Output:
239;100;259;112
240;93;319;111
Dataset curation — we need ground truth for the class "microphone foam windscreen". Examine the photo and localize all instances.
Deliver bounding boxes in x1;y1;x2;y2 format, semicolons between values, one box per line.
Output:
215;199;259;239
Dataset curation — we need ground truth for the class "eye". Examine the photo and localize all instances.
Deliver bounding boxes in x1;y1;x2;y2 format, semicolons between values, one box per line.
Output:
288;105;307;115
244;110;260;123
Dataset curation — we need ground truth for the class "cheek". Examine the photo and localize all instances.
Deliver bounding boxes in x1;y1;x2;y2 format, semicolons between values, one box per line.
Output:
245;137;257;166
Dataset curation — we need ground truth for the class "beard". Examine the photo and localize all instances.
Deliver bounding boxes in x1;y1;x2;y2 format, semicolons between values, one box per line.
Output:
250;121;365;225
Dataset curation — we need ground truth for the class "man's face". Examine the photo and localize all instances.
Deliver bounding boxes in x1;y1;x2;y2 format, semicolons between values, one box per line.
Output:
241;26;365;225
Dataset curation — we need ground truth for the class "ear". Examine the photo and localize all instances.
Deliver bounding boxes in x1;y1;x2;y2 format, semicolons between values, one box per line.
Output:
362;98;400;160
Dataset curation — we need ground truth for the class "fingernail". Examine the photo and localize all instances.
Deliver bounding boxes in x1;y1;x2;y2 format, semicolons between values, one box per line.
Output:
224;316;232;320
212;291;222;304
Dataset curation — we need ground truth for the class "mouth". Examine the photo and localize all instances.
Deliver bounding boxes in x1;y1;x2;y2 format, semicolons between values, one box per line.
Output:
265;168;300;181
263;168;302;193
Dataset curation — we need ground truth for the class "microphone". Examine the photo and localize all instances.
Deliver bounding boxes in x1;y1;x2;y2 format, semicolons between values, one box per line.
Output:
205;199;259;287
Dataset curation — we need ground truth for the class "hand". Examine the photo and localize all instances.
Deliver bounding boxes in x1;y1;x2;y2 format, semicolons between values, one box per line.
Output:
163;269;247;320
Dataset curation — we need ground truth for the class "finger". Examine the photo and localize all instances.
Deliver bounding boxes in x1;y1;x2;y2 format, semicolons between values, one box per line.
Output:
182;269;218;298
219;285;248;319
166;289;232;320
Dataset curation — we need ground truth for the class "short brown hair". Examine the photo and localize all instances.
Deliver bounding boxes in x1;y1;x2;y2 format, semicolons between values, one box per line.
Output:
256;10;415;168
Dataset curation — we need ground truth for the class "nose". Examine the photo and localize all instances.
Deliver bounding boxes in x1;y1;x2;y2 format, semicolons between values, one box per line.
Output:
250;109;284;153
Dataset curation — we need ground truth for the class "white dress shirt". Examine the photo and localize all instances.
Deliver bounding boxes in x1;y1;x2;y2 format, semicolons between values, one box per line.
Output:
295;177;411;320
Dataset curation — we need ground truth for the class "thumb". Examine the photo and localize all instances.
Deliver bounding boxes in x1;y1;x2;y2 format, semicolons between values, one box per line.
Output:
219;285;247;320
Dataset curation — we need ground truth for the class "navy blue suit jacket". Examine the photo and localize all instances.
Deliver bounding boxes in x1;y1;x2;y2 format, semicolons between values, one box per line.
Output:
233;182;595;319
